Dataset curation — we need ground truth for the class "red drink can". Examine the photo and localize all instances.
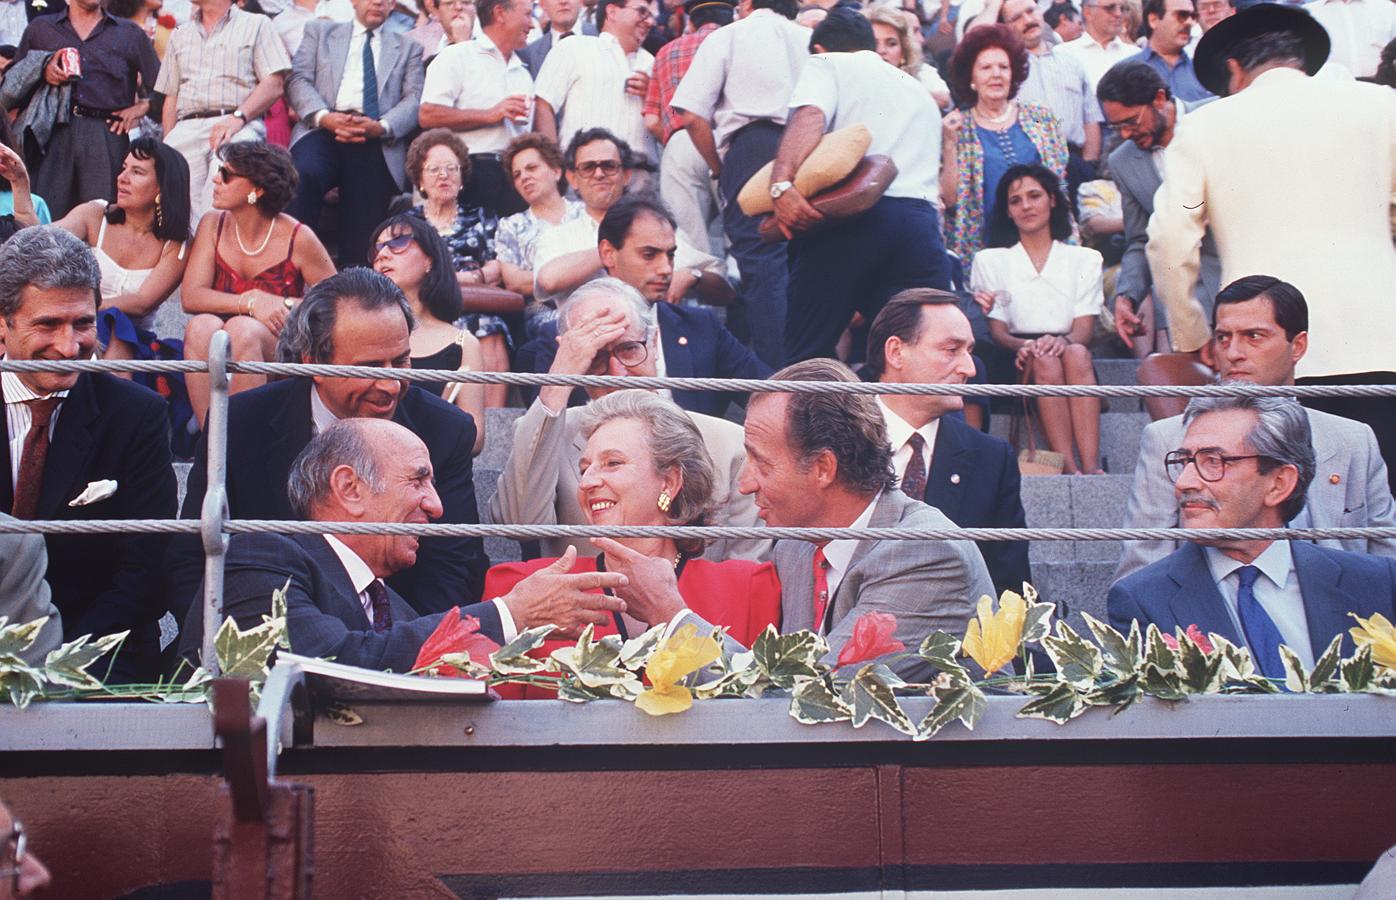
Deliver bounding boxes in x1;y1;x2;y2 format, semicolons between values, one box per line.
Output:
57;47;81;78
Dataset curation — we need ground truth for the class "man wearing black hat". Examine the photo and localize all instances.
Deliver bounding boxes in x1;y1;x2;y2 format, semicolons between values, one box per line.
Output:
1144;3;1396;489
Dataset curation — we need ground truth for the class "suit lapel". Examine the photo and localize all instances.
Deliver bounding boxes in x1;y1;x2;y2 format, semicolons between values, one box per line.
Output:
328;23;351;103
779;541;817;633
1164;543;1244;645
1292;541;1352;655
925;419;974;521
297;533;374;629
0;411;11;514
1303;413;1342;526
832;492;903;615
1123;148;1160;213
377;30;400;100
39;375;99;517
657;304;694;378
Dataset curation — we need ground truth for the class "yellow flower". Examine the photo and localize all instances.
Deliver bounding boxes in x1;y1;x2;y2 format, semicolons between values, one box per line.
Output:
635;624;721;716
1350;612;1396;671
961;591;1027;676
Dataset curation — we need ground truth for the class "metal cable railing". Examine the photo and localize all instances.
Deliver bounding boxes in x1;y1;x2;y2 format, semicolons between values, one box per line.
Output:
5;345;1394;672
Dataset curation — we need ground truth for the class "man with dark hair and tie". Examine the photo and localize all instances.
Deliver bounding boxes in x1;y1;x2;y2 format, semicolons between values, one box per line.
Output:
866;289;1032;599
0;226;176;683
1108;396;1396;677
285;0;426;267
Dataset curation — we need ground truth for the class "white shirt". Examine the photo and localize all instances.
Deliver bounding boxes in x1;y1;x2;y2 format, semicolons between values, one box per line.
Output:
787;50;942;202
876;398;939;491
421;30;535;155
669;8;810;155
323;533;380;621
273;4;318;57
1059;33;1138;94
1306;0;1396;79
1148;98;1187;180
332;20;384;117
532;214;721;307
533;32;655;162
819;492;882;618
972;241;1105;335
3;369;69;492
1204;541;1313;668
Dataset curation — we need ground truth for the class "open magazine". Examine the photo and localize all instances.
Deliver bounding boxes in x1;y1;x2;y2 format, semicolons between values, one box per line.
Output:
277;652;492;703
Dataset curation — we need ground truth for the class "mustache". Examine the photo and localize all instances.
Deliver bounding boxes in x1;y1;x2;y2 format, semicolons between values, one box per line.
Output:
1177;492;1220;513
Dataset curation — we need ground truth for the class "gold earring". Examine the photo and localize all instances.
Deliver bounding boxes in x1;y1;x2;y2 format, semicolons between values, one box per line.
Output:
657;490;672;513
154;195;164;230
247;190;258;206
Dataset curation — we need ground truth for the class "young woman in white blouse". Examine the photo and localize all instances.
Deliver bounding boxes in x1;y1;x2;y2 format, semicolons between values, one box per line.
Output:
972;163;1105;474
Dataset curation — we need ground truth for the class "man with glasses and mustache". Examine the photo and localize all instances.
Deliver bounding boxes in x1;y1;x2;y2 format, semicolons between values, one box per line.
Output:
1108;394;1396;680
491;276;771;562
1059;0;1136;94
533;0;658;164
1129;0;1212;101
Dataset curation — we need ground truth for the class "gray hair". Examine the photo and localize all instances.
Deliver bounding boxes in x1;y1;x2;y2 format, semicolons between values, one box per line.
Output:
277;267;414;364
573;389;717;554
558;277;655;344
1182;395;1315;522
0;226;100;320
287;419;387;518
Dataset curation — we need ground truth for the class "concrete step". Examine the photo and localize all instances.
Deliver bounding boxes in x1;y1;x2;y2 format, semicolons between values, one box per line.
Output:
479;406;527;471
990;411;1148;474
1032;561;1117;634
1021;474;1133;564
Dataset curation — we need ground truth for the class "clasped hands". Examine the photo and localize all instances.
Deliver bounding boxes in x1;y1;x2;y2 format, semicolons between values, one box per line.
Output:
319;111;386;144
1015;334;1071;370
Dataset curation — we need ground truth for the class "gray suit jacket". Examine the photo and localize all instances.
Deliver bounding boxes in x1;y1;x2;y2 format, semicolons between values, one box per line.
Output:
487;397;771;563
1110;134;1220;322
517;23;596;79
0;515;61;666
1114;407;1396;583
684;490;994;682
286;20;425;188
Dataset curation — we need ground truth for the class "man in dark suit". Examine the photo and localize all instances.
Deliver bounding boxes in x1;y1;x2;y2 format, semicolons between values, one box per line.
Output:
866;290;1032;599
173;269;488;625
0;227;176;682
517;0;596;79
285;0;425;268
180;418;627;670
1108;395;1396;677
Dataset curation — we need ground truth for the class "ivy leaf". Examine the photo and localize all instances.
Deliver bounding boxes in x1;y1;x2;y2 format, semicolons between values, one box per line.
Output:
556;680;611;703
0;616;49;661
214;616;280;681
269;580;292;650
1341;643;1374;692
1308;635;1344;692
789;676;852;724
1081;613;1140;677
1280;645;1309;693
916;679;986;740
2;665;44;709
549;625;637;689
488;625;556;675
1019;585;1056;645
917;631;967;678
1042;621;1102;689
619;624;666;670
1140;662;1187;701
1175;631;1224;694
692;667;759;700
1143;623;1179;673
322;701;364;726
41;631;129;690
159;667;213;704
1016;681;1088;723
1086;674;1141;715
841;664;915;736
753;627;827;690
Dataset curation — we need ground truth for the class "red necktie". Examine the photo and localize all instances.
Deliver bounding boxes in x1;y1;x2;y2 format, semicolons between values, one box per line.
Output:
12;396;60;520
366;579;393;633
900;432;927;499
811;548;831;634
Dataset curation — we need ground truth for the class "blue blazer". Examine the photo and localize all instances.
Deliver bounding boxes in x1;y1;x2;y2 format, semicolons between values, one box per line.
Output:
923;415;1032;599
1107;541;1396;656
172;379;488;623
178;532;503;672
521;302;772;418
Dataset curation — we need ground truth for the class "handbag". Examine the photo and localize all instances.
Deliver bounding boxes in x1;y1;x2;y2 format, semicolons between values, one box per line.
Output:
756;155;900;244
1009;367;1066;476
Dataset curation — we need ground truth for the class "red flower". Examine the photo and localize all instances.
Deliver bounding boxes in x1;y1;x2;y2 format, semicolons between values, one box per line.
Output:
836;612;905;668
1161;624;1215;654
413;607;499;677
157;13;176;28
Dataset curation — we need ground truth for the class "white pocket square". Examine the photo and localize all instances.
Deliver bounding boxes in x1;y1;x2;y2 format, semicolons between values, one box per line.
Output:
69;479;118;507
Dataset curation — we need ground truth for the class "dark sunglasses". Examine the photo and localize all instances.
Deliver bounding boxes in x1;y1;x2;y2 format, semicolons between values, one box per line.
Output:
371;233;416;258
217;165;245;183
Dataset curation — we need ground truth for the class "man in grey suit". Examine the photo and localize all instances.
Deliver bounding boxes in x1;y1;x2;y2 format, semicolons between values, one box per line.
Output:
285;0;425;268
0;516;61;666
1114;275;1396;583
598;358;994;681
1097;59;1219;355
517;0;596;79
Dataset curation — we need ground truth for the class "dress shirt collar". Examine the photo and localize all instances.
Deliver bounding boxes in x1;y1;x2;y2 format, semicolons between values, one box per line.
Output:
310;384;339;435
821;491;882;594
1139;44;1193;70
1;367;71;405
597;29;635;59
351;17;373;38
196;4;237;37
876;397;940;462
323;533;378;595
1203;539;1294;594
476;27;517;63
1081;33;1132;53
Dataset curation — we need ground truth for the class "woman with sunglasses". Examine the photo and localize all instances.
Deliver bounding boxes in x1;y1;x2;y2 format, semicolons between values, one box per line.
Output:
406;129;523;411
370;213;488;455
181;141;336;429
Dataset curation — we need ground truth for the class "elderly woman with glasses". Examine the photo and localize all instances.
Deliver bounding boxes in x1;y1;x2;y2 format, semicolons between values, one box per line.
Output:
486;387;781;698
407;128;524;409
181;141;337;429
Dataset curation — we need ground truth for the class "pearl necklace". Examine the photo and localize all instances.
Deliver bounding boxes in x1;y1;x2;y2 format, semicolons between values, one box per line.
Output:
973;102;1017;128
234;216;276;257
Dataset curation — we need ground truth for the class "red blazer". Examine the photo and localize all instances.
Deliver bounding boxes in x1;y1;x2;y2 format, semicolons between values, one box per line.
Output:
485;556;782;699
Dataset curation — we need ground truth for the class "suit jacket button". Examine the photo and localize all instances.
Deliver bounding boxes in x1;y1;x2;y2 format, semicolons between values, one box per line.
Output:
950;473;961;484
1330;474;1341;484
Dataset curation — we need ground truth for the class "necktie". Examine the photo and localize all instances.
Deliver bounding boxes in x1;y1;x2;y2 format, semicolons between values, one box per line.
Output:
12;397;60;520
1235;565;1285;679
811;548;831;635
366;578;392;633
362;30;380;120
900;432;927;499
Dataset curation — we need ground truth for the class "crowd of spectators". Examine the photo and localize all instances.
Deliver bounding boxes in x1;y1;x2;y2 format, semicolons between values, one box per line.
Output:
0;0;1392;731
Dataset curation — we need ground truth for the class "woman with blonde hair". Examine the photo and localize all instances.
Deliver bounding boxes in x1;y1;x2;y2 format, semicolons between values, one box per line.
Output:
866;4;951;108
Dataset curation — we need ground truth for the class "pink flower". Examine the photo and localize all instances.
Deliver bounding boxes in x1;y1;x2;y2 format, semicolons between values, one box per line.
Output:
836;612;905;667
413;607;499;677
1161;624;1214;654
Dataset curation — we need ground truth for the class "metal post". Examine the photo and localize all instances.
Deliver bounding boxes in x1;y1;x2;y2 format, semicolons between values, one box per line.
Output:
201;331;232;674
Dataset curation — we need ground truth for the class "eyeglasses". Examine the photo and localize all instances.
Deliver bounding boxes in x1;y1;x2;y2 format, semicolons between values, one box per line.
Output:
216;165;246;183
1106;104;1150;136
371;233;415;258
623;3;653;18
574;159;623;178
1;821;26;885
424;163;461;177
1164;450;1274;483
586;340;648;374
1167;8;1197;21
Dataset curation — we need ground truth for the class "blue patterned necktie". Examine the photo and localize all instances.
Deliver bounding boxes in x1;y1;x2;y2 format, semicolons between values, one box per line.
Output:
366;578;392;633
1235;565;1284;679
900;432;927;499
362;30;380;120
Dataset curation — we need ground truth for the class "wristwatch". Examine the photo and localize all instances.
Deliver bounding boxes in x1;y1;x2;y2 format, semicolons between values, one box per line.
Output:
231;109;247;122
688;268;704;283
769;180;794;200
